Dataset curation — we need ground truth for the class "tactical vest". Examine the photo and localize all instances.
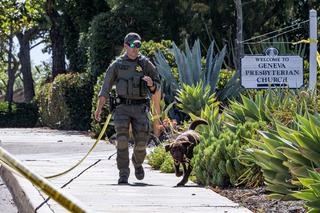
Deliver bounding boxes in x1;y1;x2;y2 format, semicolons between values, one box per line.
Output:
115;55;149;99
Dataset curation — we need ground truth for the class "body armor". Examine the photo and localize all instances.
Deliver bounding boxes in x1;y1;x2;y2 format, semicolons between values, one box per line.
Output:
115;56;149;99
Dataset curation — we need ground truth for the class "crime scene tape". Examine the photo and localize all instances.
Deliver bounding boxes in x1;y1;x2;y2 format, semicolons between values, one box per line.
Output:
45;113;112;179
0;148;92;213
293;38;320;67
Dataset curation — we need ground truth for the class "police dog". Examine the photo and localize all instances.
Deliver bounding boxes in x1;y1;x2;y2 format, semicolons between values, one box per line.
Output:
165;119;208;186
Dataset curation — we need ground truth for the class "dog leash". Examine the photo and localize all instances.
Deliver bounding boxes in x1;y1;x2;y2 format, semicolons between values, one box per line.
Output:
45;113;112;179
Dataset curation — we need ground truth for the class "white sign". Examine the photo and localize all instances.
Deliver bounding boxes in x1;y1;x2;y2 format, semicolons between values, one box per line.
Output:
241;55;304;88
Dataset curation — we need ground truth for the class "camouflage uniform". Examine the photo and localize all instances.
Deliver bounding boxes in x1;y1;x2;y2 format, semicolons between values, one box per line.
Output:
98;53;160;179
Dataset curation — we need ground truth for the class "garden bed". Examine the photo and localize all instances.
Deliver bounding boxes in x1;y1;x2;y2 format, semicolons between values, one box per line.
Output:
211;186;306;213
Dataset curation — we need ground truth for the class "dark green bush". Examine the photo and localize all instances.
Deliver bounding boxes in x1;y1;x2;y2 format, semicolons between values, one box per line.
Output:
0;102;39;127
89;12;121;80
36;72;93;130
89;3;164;80
192;121;267;188
147;146;174;173
90;73;115;139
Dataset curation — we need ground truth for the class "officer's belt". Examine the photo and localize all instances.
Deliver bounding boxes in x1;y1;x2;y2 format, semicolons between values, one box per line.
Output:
118;97;147;105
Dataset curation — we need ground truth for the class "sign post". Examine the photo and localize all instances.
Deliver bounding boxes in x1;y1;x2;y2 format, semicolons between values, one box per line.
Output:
308;9;317;91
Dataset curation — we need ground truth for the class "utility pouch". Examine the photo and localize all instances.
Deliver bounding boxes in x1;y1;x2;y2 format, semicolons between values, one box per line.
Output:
132;76;141;97
140;78;148;97
116;79;128;97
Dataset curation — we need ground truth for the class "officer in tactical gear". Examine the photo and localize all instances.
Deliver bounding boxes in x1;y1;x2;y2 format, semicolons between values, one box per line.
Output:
95;32;160;184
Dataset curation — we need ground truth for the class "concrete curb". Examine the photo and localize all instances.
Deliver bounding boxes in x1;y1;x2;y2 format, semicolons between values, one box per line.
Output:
0;166;52;213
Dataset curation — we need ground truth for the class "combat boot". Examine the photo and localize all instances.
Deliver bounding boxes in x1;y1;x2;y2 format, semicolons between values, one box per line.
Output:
135;166;145;180
118;176;128;184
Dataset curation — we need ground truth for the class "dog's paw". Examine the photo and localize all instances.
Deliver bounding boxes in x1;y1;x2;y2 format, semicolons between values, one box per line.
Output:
175;171;183;177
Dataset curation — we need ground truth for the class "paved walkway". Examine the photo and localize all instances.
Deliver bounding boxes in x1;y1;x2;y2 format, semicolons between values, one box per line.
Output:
0;128;252;213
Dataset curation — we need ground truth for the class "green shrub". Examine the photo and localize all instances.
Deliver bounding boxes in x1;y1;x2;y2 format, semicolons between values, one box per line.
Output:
140;40;175;66
160;155;174;173
89;7;165;80
90;73;115;139
193;121;267;188
147;146;174;173
89;12;121;79
217;69;235;90
36;72;93;130
0;102;39;127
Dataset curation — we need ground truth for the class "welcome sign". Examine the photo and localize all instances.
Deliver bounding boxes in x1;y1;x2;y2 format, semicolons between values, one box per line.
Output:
241;48;304;88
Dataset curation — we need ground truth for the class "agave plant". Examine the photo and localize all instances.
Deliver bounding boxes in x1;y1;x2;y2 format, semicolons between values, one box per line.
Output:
154;39;241;104
247;113;320;200
248;130;299;198
176;81;219;117
292;170;320;212
225;89;317;128
224;93;271;124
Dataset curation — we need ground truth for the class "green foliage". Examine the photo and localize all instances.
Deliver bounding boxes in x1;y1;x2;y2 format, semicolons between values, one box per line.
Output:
155;39;241;105
217;69;235;90
248;36;307;58
248;113;320;200
89;12;118;79
227;89;320;128
90;73;115;139
0;101;39;127
292;170;320;212
139;40;175;65
0;0;44;34
36;73;93;130
303;60;320;90
89;1;165;79
147;146;174;173
160;154;175;173
192;112;267;187
176;81;219;116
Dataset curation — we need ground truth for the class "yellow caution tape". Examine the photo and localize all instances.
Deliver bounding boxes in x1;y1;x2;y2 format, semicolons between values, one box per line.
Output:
292;38;318;45
45;113;112;179
0;148;92;213
0;114;112;212
292;38;320;67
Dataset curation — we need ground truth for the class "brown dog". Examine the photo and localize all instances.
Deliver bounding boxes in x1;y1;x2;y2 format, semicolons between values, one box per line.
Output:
165;119;208;186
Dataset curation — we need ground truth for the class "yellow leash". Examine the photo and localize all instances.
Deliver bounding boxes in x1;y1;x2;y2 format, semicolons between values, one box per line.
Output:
45;113;112;179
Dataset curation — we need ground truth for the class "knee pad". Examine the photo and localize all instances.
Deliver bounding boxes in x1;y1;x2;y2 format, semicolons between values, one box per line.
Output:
134;141;146;151
116;135;128;150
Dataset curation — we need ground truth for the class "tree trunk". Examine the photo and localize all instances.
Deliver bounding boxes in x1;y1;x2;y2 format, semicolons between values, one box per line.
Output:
51;28;66;78
5;25;14;103
16;29;38;102
45;0;66;79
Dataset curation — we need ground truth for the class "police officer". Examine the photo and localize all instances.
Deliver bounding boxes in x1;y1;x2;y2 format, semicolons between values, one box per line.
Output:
95;32;160;184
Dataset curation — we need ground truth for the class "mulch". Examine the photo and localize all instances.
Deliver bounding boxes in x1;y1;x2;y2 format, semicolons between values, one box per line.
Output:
210;186;307;213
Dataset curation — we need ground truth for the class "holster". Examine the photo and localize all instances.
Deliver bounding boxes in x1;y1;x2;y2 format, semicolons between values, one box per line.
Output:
108;92;117;112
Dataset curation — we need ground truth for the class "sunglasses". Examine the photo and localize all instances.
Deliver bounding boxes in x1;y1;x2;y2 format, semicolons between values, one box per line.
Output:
127;42;141;48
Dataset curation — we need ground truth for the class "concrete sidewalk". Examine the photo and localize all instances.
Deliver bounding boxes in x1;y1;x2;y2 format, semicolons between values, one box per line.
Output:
0;128;252;213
